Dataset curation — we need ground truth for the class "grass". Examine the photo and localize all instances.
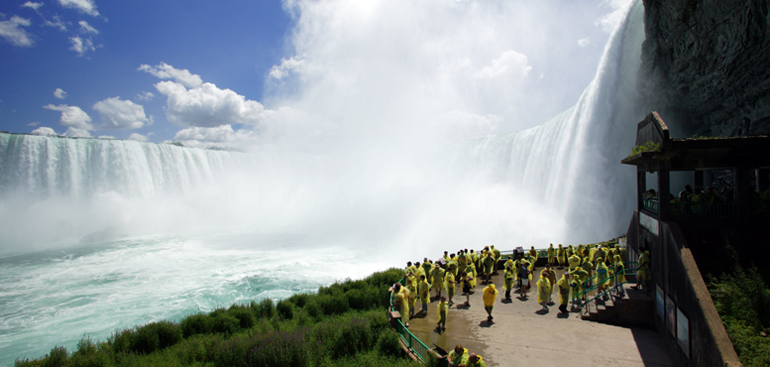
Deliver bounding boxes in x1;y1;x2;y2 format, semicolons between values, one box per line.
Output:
709;265;770;367
14;268;417;367
629;141;661;156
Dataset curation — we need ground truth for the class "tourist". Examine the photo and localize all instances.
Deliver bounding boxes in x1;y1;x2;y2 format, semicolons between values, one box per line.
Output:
556;243;566;267
448;345;469;367
422;258;433;278
568;252;581;272
571;266;589;303
518;255;532;298
467;353;487;367
543;264;557;304
529;246;537;260
437;296;448;332
503;265;514;300
557;272;571;313
633;248;651;291
613;255;626;297
483;250;495;284
431;263;445;299
445;268;456;306
595;257;609;297
482;283;499;322
547;243;555;265
537;273;551;312
418;275;431;313
405;271;417;318
460;271;473;306
391;283;409;327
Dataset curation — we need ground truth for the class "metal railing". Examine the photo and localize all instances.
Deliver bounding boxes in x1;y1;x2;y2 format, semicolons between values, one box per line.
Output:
670;201;735;217
575;266;648;309
642;198;659;213
389;278;431;363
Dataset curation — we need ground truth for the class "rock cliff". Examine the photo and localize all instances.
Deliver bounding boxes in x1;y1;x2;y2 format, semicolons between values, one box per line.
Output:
639;0;770;137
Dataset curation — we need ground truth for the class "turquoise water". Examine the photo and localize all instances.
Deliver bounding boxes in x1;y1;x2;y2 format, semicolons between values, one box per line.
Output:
0;234;390;366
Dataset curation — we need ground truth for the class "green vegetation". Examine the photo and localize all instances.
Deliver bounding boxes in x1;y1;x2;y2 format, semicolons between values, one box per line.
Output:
15;268;419;367
629;141;661;156
709;266;770;367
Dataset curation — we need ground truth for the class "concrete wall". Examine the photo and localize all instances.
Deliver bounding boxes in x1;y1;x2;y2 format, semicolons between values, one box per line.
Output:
628;212;742;367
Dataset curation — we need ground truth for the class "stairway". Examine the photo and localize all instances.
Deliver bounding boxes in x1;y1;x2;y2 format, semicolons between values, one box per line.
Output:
579;283;654;327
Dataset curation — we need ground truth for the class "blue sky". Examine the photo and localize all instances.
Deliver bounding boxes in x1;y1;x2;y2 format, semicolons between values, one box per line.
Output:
1;0;629;148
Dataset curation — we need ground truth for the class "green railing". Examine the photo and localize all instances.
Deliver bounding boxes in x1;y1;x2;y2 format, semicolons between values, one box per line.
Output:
642;198;659;213
670;201;735;217
575;266;648;309
389;278;431;362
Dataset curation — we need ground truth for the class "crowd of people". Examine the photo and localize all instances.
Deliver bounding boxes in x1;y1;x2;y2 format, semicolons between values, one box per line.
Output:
388;242;636;366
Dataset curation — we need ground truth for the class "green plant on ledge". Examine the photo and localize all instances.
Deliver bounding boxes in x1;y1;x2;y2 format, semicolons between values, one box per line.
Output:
629;141;661;156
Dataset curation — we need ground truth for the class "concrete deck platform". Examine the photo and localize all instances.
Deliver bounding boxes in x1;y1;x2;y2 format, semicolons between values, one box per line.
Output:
405;268;675;366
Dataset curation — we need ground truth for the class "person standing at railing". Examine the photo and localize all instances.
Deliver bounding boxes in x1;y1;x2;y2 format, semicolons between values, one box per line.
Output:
581;257;594;288
547;243;555;265
613;255;626;297
557;244;566;268
595;257;609;298
406;271;418;318
391;283;410;328
571;266;589;303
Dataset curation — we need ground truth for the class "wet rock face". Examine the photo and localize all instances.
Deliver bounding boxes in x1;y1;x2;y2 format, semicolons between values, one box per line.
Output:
639;0;770;137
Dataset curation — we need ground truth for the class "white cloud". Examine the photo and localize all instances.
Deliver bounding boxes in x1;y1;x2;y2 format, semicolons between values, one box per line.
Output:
474;50;532;80
0;15;34;47
27;121;40;126
269;56;306;80
92;97;152;130
43;103;93;130
54;88;67;99
78;20;98;34
127;133;148;142
69;35;95;56
44;15;67;32
138;62;203;88
63;126;91;137
98;135;115;139
21;2;44;11
136;91;154;101
578;37;591;47
57;0;98;17
596;0;633;33
154;81;269;127
31;126;57;136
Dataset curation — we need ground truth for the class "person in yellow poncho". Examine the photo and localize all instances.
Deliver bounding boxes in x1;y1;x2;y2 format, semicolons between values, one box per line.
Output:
556;244;566;267
547;243;555;265
595;257;609;298
529;246;537;260
482;283;499;322
418;275;431;314
436;296;448;333
467;353;487;367
405;271;417;318
537;274;551;312
430;264;445;299
557;272;571;314
445;270;456;306
568;253;581;272
613;254;626;297
571;266;589;304
503;265;514;300
448;345;469;367
391;283;410;328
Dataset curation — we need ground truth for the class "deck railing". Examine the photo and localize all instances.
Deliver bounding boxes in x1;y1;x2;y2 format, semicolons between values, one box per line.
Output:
389;278;431;363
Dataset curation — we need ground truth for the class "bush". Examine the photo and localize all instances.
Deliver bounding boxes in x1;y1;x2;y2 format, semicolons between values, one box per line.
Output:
128;321;182;355
318;293;350;315
42;346;68;367
228;305;256;330
332;316;373;358
213;334;251;367
375;328;402;358
251;298;275;319
287;293;310;308
277;299;294;320
247;329;310;367
107;329;133;355
181;314;212;337
304;299;322;320
211;314;240;336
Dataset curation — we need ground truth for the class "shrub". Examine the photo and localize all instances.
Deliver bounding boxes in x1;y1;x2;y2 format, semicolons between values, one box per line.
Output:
251;298;275;319
304;299;322;320
277;299;294;320
287;293;310;308
317;293;350;315
228;305;256;330
128;321;182;355
375;328;402;358
181;313;212;337
247;329;309;367
212;334;251;367
107;329;133;355
41;346;68;367
332;316;373;358
211;314;240;336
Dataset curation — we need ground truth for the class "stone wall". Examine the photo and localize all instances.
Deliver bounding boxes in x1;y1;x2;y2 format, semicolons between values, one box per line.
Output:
639;0;770;137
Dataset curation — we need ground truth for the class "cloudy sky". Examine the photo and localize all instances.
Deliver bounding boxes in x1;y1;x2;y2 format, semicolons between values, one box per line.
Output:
0;0;629;148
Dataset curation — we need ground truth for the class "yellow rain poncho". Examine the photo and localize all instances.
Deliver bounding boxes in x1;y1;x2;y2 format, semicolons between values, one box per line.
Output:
537;276;551;304
547;244;555;264
482;284;499;307
448;348;469;366
445;272;456;297
430;266;445;292
557;274;570;305
556;244;566;265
